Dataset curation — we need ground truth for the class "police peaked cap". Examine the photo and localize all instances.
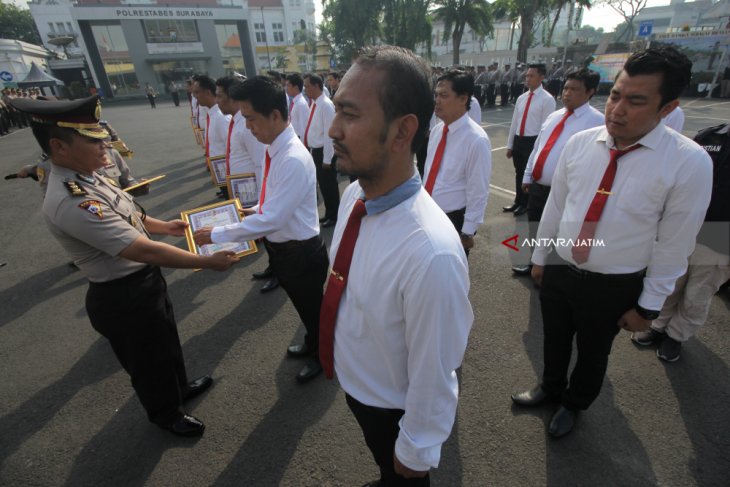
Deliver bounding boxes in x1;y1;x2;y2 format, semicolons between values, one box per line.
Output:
9;95;108;140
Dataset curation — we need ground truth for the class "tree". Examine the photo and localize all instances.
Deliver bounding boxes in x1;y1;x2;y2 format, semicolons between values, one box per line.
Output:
321;0;383;63
432;0;493;66
0;3;41;45
381;0;432;53
600;0;648;42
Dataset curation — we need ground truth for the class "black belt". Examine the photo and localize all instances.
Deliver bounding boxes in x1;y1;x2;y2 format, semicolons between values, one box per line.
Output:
264;235;319;253
89;265;157;288
532;182;551;190
556;256;646;281
514;135;538;141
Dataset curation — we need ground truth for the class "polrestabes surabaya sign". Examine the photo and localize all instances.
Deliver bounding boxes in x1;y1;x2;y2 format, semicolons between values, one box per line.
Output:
71;6;248;21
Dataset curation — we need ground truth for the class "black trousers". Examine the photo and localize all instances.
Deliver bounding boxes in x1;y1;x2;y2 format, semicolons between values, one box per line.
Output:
86;266;187;424
265;235;329;357
346;394;430;487
500;83;510;105
171;92;180;106
147;94;156;108
486;84;496;106
526;182;550;243
446;207;469;258
511;135;537;207
311;147;341;221
539;260;644;410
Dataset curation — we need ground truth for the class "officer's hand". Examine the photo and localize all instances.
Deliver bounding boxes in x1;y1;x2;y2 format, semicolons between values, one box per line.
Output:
461;234;475;250
522;183;530;194
206;251;240;271
166;219;189;237
617;309;651;332
393;453;428;479
193;227;214;245
531;264;544;287
506;149;513;159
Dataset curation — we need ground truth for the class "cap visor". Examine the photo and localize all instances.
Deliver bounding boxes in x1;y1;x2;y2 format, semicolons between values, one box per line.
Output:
76;127;109;139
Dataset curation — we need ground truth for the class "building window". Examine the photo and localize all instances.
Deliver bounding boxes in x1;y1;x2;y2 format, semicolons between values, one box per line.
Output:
254;22;266;43
90;23;140;96
56;22;65;33
215;22;244;75
48;23;55;33
142;19;199;43
272;23;284;43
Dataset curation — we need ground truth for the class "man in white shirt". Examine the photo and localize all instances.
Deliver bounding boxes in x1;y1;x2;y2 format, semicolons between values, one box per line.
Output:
286;73;310;139
512;68;604;275
511;47;713;438
424;69;492;257
326;72;340;99
194;76;328;384
195;75;230;197
303;73;340;228
324;45;472;486
505;64;555;216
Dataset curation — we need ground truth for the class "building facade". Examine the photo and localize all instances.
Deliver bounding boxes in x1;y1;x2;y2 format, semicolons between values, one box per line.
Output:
0;40;55;90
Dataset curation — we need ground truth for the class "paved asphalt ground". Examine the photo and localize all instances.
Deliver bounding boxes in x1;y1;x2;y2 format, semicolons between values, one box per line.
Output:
1;96;729;487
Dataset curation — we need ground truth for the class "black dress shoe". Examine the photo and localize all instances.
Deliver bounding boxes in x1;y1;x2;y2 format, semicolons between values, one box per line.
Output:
513;205;528;216
503;203;519;212
548;406;578;438
160;414;205;437
321;218;337;228
260;277;279;293
252;267;274;279
287;343;310;357
361;481;383;487
296;359;322;383
319;217;329;223
511;385;558;407
511;265;532;275
183;375;213;402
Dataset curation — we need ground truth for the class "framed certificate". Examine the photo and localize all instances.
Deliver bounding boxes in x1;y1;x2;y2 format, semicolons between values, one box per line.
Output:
194;127;203;146
180;199;258;258
189;115;196;129
207;155;227;187
226;173;259;208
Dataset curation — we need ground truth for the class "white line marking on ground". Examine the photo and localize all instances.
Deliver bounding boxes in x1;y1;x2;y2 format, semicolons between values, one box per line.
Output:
490;183;516;196
491;146;507;151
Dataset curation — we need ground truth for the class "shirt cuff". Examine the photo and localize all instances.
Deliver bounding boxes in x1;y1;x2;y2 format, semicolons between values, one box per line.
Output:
522;172;532;184
461;221;479;236
211;226;227;244
637;289;667;313
394;426;440;472
531;247;550;266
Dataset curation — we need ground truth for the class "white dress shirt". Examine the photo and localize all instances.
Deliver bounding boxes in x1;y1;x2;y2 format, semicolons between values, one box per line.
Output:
424;112;492;235
229;110;266;188
523;102;604;186
532;123;713;310
333;181;473;472
507;86;555;149
468;96;481;124
196;103;208;132
304;93;336;164
211;124;319;244
289;92;310;139
206;104;231;158
190;95;198;124
662;106;685;133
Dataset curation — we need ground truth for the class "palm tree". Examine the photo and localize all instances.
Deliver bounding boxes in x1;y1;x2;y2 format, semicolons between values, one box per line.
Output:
433;0;493;65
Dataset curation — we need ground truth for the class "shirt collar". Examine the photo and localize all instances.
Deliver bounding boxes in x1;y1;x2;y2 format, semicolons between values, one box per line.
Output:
360;170;422;216
293;93;303;103
597;121;666;152
572;101;592;118
268;124;297;159
234;110;243;122
446;112;470;132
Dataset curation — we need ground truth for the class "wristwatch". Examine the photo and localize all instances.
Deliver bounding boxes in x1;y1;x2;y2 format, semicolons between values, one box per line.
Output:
635;304;660;321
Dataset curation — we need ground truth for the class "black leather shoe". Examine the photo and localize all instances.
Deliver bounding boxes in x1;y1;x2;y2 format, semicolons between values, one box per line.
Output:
183;375;213;402
252;267;274;280
321;218;337;228
513;205;528;216
548;406;577;438
511;385;558;407
161;414;205;437
361;481;383;487
511;265;532;275
296;360;322;383
319;217;329;223
503;203;519;212
260;277;279;293
287;343;310;357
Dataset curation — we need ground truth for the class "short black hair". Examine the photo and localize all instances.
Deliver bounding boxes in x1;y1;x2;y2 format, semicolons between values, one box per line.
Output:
437;69;475;110
31;123;76;155
215;76;238;96
354;45;433;153
304;73;323;90
194;75;216;95
327;72;340;80
565;68;600;93
229;76;288;122
286;73;303;92
528;64;547;76
623;46;692;106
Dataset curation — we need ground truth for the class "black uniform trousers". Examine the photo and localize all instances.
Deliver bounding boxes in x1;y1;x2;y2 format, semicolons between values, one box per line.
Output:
171;91;180;106
511;135;537;207
500;83;510;106
486;83;496;106
539;258;644;410
346;394;430;486
265;235;329;357
445;207;469;258
311;147;341;221
86;266;187;425
526;182;551;242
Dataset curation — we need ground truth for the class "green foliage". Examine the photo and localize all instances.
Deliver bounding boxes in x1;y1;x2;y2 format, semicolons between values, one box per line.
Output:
321;0;384;63
381;0;432;52
0;4;42;45
432;0;494;64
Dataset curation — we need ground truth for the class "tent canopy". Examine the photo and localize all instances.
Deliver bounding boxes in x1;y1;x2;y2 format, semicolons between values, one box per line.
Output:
17;62;64;87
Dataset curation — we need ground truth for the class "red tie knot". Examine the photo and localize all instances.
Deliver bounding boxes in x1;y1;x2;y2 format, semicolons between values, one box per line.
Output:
351;199;367;220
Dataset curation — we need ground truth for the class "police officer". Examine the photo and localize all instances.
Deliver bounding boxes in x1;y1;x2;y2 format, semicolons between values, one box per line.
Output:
9;95;239;437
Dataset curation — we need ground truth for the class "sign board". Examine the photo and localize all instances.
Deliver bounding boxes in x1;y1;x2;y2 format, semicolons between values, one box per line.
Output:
638;21;653;37
0;71;13;82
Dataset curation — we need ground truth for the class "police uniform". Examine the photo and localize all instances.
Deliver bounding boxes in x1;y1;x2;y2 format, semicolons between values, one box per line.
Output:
9;95;211;436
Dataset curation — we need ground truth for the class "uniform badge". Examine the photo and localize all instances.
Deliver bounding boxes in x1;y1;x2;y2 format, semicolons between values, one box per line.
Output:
106;177;120;188
63;180;88;197
76;173;96;184
37;167;46;184
79;200;104;219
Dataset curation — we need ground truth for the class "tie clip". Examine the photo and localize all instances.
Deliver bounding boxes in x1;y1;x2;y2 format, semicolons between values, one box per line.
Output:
596;189;613;195
330;269;343;281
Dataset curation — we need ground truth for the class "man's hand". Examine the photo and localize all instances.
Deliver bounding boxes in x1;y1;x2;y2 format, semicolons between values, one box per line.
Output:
617;308;651;332
166;219;189;237
205;251;239;271
193;227;214;246
506;149;513;159
531;264;544;287
393;453;428;479
461;234;475;251
522;183;530;194
238;207;256;218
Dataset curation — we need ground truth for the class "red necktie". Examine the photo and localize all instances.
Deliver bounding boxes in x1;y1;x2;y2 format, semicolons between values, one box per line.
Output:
571;144;642;264
519;91;534;136
424;124;449;194
225;117;235;175
320;199;368;379
205;113;210;158
258;149;271;215
531;109;573;182
303;102;317;148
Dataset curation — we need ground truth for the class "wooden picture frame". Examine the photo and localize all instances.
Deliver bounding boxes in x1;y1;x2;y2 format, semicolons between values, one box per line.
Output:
180;199;258;258
207;155;227;187
226;173;259;208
